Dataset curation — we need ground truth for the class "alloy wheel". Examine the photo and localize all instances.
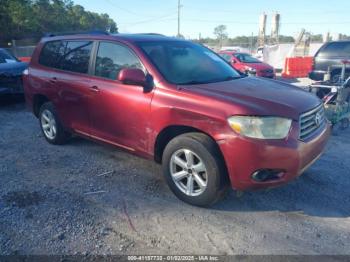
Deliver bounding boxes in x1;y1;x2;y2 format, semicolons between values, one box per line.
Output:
41;109;57;140
170;149;208;196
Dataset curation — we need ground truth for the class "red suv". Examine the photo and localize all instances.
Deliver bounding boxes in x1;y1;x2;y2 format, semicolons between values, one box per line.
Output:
219;50;276;78
24;33;330;206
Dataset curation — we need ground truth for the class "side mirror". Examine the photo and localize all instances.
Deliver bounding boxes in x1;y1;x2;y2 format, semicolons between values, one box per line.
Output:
118;68;154;92
231;59;237;64
118;68;147;86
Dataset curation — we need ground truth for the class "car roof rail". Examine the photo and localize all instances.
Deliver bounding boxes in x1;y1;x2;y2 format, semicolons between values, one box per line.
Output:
134;33;165;36
44;30;109;37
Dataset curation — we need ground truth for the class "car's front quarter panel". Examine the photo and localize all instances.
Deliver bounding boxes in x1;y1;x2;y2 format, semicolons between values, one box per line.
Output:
150;84;331;191
149;84;237;149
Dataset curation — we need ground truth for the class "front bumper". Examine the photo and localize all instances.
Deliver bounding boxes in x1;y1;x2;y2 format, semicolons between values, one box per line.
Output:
0;76;24;95
218;121;331;191
0;86;23;95
256;73;276;79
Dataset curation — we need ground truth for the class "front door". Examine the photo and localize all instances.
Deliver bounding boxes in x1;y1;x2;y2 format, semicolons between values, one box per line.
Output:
88;41;154;153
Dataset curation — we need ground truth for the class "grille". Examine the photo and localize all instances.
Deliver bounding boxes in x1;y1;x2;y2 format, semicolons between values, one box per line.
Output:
261;69;273;74
299;104;326;140
0;75;23;92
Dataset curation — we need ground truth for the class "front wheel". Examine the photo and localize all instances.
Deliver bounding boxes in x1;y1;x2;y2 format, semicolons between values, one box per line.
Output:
162;133;229;207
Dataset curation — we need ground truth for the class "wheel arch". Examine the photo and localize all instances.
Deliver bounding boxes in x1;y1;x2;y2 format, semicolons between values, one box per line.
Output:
153;125;226;168
33;94;50;117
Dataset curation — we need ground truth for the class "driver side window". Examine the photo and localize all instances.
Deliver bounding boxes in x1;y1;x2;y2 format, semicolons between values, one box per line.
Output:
94;42;144;80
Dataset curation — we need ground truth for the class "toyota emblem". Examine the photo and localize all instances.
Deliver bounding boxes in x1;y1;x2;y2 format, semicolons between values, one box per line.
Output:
315;112;322;127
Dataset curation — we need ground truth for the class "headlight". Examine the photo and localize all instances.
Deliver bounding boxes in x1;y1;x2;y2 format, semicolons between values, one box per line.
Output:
246;67;256;73
227;116;292;139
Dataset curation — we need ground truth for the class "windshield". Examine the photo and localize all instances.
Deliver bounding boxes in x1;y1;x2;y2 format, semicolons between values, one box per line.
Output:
137;41;241;85
0;49;18;64
234;53;261;63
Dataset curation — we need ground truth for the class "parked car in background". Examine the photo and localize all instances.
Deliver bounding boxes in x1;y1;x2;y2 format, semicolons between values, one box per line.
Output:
0;48;28;95
24;33;330;206
309;41;350;83
219;50;275;78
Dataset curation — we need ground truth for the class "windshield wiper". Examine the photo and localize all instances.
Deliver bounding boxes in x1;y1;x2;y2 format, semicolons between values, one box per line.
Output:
222;76;242;81
177;76;242;85
177;80;208;85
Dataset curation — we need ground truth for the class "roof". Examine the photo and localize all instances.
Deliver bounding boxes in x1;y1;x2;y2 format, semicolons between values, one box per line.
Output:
219;50;250;56
41;32;182;43
111;33;181;42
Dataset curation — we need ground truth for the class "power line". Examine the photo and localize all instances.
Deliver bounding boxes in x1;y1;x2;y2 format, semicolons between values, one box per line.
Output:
103;0;177;18
119;14;177;27
183;5;350;15
181;18;350;25
103;0;143;16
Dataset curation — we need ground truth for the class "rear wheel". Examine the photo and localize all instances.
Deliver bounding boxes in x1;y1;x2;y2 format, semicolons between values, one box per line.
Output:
39;102;70;145
162;133;228;207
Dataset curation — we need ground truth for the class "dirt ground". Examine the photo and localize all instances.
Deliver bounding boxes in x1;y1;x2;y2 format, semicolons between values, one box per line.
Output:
0;95;349;256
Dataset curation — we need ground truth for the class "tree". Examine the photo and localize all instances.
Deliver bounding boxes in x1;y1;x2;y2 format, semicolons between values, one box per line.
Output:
0;0;118;43
213;25;228;47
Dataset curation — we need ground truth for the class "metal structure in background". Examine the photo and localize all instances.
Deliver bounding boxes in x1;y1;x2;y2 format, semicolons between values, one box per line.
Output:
258;13;267;47
270;13;280;45
177;0;183;37
294;29;311;57
309;60;350;129
323;32;331;43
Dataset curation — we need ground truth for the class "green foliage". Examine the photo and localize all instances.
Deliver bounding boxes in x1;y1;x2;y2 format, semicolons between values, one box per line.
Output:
0;0;118;42
310;34;323;42
213;25;228;40
196;35;295;48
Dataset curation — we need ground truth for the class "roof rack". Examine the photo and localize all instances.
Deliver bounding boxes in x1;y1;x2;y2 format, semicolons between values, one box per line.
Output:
44;30;109;37
141;33;165;36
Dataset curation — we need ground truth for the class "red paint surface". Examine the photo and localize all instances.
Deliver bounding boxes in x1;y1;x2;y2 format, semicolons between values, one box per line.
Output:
18;56;31;62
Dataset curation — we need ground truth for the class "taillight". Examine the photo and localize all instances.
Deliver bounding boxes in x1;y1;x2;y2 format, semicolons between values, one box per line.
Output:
311;58;315;70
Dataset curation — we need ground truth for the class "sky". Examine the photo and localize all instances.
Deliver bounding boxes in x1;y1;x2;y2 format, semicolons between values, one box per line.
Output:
75;0;350;38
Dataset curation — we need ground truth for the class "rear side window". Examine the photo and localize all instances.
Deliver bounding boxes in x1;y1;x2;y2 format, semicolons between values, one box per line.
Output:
39;41;65;68
60;41;93;74
319;42;350;57
94;42;143;80
39;40;92;74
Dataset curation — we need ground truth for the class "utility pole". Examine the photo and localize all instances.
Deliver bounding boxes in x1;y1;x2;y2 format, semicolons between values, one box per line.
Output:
249;32;253;54
177;0;182;37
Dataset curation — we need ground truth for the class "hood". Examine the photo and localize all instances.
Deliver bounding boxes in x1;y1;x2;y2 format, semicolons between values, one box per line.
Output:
244;62;273;71
0;62;28;77
182;77;321;120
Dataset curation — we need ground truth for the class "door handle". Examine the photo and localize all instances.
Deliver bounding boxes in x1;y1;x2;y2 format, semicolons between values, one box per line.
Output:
49;77;57;83
89;85;100;92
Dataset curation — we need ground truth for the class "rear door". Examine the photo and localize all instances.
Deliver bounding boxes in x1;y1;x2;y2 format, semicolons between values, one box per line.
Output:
88;41;154;153
53;40;94;134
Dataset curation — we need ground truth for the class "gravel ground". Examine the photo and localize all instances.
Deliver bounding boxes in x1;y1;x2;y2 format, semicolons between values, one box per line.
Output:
0;95;350;256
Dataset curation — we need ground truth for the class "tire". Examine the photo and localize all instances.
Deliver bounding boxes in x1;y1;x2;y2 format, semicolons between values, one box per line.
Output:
162;132;229;207
39;102;70;145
